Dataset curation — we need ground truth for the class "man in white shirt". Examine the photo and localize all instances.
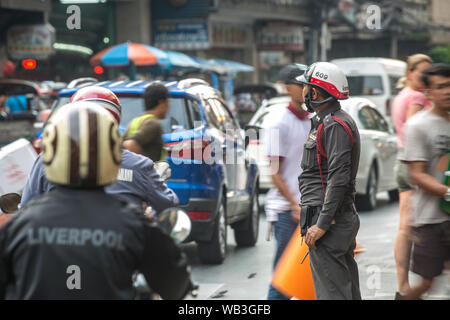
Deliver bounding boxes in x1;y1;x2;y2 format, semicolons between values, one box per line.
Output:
264;64;311;300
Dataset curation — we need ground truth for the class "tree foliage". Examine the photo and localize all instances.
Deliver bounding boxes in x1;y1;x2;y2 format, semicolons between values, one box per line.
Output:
428;45;450;64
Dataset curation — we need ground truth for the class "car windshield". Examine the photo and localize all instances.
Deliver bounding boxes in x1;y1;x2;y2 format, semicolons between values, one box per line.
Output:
347;76;384;96
54;96;194;133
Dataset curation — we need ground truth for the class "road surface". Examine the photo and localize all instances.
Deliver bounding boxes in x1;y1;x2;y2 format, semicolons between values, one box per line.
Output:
184;193;449;300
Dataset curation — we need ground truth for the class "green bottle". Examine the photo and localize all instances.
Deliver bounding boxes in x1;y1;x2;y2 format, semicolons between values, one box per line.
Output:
441;151;450;213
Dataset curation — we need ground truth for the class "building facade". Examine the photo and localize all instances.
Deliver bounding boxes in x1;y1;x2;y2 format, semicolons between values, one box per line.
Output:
152;0;311;84
327;0;450;61
0;0;52;79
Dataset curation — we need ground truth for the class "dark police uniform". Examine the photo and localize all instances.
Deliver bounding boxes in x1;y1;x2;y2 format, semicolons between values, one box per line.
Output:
0;187;190;300
298;101;362;300
20;150;178;214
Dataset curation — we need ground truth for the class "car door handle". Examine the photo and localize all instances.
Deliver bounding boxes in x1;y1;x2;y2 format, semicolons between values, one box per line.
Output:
371;137;380;141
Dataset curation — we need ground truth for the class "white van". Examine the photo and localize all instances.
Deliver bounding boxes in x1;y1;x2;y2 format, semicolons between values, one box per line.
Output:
331;58;406;118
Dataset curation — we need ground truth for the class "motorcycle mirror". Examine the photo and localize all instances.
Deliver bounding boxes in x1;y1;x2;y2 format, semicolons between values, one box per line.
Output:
157;208;192;244
0;193;21;213
154;161;171;181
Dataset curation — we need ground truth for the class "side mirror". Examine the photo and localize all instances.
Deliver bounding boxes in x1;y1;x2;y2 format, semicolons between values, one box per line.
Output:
154;161;171;181
243;124;261;149
157;208;192;244
0;193;21;213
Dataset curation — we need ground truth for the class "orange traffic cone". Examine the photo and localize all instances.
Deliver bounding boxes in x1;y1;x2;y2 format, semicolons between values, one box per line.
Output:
354;241;365;257
271;226;316;300
271;226;365;300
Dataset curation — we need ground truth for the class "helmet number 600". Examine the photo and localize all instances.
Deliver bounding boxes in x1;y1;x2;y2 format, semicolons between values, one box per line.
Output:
315;72;328;80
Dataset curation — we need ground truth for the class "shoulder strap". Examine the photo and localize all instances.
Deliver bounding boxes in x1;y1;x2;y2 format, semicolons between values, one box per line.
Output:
127;113;155;137
316;115;354;194
316;115;354;159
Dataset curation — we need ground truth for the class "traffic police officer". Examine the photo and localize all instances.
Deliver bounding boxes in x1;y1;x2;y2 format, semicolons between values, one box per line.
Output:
0;102;191;299
296;62;362;300
20;86;178;214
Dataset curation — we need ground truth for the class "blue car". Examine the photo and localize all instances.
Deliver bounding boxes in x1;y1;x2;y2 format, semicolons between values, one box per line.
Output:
45;79;260;264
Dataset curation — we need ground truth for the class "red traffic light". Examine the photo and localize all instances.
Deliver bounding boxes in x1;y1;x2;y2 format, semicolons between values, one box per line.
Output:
22;59;36;70
94;66;104;74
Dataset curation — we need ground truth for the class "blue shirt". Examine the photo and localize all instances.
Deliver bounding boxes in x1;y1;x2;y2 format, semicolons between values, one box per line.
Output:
6;96;27;114
20;150;178;213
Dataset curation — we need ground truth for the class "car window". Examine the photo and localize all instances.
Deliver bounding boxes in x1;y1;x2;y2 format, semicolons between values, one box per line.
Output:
358;106;378;130
203;99;224;130
160;98;193;133
367;107;389;132
219;100;241;131
209;98;236;132
187;99;202;127
347;76;384;96
389;75;402;96
54;96;194;133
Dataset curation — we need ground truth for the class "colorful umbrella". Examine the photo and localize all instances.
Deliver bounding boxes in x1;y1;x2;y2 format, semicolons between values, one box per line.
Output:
210;59;254;73
165;51;200;69
90;42;170;67
190;57;254;74
190;57;229;74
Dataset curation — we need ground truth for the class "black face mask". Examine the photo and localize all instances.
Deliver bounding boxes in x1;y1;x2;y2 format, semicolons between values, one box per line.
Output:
304;85;335;113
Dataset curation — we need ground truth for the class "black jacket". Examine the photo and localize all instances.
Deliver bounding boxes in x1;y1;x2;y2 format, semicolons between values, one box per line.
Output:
0;187;190;300
299;102;361;231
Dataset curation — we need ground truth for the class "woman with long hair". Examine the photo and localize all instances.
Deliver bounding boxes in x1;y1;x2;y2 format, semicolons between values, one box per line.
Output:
392;53;433;299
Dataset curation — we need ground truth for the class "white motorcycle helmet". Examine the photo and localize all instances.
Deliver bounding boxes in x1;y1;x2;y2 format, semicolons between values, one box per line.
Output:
42;101;122;187
296;62;349;112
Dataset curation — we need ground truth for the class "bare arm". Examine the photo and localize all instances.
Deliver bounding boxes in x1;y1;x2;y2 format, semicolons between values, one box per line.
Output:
407;161;447;197
123;139;143;155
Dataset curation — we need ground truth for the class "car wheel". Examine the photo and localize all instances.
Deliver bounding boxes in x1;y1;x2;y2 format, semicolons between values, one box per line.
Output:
197;199;227;265
234;185;260;247
356;164;378;211
388;189;399;202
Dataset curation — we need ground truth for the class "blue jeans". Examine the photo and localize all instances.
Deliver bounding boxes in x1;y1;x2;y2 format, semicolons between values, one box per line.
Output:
267;210;298;300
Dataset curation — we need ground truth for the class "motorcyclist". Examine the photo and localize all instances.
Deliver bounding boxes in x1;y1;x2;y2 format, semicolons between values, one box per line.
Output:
20;86;178;215
0;102;191;299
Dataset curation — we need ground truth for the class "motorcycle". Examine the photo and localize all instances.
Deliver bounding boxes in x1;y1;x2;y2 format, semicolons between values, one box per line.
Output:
133;206;198;300
135;160;199;300
0;161;199;300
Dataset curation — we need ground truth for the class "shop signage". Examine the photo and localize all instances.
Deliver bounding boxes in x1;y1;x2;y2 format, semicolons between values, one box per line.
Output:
258;22;304;51
210;22;250;48
154;22;209;51
7;24;55;60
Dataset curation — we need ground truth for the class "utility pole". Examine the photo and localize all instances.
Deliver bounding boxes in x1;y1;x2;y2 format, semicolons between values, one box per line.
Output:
320;1;329;61
309;29;319;64
390;32;398;59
